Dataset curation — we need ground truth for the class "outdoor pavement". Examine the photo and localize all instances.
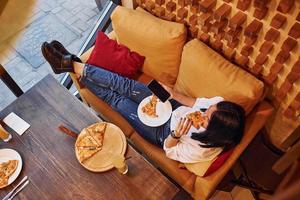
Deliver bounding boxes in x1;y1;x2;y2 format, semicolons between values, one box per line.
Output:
0;0;102;110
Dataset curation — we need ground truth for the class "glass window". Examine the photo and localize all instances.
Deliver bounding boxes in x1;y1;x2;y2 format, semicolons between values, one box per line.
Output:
0;0;109;110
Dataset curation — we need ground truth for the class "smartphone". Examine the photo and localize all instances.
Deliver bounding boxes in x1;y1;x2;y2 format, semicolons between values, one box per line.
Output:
147;80;171;102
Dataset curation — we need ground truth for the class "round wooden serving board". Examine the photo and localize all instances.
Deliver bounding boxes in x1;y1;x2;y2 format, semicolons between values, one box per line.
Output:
75;122;127;172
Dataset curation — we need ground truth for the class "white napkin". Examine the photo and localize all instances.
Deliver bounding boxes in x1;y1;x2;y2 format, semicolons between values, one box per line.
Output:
3;112;30;135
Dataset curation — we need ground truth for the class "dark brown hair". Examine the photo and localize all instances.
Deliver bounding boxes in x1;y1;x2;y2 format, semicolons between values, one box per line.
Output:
191;101;245;149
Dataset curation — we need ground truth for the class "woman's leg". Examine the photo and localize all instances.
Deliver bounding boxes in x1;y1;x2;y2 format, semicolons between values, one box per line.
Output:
77;63;175;146
75;62;184;110
82;77;169;147
78;63;152;104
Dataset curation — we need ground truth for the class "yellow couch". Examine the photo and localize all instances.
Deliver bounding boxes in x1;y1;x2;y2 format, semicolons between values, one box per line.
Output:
70;6;274;200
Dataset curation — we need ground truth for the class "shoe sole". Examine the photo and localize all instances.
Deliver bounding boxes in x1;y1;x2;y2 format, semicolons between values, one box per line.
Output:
41;42;60;74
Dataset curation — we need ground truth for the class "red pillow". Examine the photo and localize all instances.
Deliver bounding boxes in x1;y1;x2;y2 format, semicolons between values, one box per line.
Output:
203;149;234;177
87;31;145;78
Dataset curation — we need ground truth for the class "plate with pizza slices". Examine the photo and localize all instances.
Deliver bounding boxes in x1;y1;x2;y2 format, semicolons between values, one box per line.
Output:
75;122;127;172
0;148;22;188
137;95;172;127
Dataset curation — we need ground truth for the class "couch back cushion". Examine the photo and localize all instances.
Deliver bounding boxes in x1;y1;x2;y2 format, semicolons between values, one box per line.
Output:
86;31;145;79
174;39;264;114
111;6;187;86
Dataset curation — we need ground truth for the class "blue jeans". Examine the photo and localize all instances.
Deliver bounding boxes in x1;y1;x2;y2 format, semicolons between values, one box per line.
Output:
80;64;182;147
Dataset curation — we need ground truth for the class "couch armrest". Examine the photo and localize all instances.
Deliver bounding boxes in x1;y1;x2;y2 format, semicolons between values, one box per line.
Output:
193;101;274;200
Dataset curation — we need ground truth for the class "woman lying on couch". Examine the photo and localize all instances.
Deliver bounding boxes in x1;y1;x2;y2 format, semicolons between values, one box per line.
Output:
41;41;245;164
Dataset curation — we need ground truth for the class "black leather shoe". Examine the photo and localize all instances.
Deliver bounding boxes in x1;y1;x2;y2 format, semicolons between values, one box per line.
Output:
41;42;74;74
50;40;82;63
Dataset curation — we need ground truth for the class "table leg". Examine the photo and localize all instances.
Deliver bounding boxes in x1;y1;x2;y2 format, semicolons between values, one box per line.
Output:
0;64;23;97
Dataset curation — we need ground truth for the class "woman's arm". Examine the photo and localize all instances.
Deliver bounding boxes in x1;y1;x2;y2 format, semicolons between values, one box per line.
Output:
172;91;196;107
161;84;196;107
164;118;192;148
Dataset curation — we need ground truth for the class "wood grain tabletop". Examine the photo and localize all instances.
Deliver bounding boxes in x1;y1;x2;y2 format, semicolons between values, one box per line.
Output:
0;75;179;200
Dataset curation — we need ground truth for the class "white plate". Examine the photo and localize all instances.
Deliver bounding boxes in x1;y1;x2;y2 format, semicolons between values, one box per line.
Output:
0;148;23;188
137;96;172;127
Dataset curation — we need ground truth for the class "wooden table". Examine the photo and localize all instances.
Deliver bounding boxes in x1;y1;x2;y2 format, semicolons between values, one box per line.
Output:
0;75;179;200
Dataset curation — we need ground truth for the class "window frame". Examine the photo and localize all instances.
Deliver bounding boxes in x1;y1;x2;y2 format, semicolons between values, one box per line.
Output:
61;0;120;97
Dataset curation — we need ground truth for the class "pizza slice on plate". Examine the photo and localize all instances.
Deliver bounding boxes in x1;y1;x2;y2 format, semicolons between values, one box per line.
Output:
88;123;106;147
0;171;8;188
76;124;108;163
76;133;100;148
0;160;18;188
142;96;158;118
0;160;18;177
94;123;107;134
186;111;205;129
77;146;102;163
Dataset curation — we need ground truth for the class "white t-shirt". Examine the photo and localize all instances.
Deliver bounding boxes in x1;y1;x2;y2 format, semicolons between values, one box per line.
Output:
163;96;224;163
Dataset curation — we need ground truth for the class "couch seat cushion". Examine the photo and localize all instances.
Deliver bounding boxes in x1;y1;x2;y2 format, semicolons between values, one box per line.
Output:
111;6;187;86
174;39;264;114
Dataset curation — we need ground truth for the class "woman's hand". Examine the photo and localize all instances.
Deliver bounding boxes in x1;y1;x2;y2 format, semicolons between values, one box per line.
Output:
165;118;192;148
174;118;192;137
